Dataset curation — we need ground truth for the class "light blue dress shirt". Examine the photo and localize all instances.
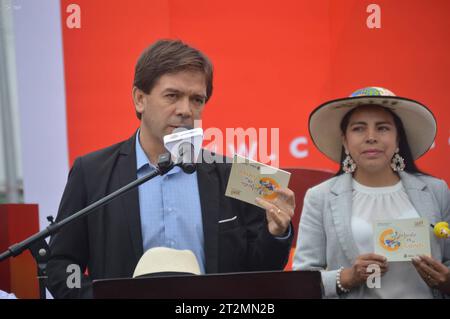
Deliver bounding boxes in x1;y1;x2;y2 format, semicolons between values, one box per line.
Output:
135;132;206;273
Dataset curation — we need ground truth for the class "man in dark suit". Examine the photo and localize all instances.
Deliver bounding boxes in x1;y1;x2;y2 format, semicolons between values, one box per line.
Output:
47;39;295;298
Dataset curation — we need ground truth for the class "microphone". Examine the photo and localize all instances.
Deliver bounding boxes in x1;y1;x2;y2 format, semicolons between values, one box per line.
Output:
163;126;203;174
431;222;449;239
177;140;196;174
0;152;174;298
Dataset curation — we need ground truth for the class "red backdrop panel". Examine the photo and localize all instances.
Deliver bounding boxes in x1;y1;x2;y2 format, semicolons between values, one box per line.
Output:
60;0;449;183
0;204;39;299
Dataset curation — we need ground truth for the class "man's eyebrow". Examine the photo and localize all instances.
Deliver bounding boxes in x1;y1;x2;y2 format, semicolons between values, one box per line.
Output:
161;88;182;94
161;88;206;98
191;93;207;99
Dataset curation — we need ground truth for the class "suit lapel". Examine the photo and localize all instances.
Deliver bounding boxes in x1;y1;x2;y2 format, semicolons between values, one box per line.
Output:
117;134;144;261
399;172;438;222
330;174;359;263
399;172;442;258
196;158;219;273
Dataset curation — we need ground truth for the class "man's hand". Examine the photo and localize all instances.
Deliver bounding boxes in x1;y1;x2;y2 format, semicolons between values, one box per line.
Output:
255;188;295;237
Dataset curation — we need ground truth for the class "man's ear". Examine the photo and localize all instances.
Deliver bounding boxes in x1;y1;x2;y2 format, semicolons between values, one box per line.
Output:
132;86;145;115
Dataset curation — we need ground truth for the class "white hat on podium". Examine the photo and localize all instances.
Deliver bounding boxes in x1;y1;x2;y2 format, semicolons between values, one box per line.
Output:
133;247;201;278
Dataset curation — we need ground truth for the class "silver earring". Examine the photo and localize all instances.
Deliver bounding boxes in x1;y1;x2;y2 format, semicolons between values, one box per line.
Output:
343;149;356;174
391;148;405;172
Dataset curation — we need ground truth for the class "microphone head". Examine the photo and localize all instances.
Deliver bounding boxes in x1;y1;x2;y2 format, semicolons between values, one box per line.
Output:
163;126;203;170
178;141;197;174
434;222;449;239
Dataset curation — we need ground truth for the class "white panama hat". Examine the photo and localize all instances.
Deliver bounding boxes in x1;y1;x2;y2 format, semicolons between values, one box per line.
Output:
308;87;437;163
133;247;201;278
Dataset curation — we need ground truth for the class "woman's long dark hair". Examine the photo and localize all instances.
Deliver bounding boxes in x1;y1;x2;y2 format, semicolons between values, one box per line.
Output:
335;105;428;176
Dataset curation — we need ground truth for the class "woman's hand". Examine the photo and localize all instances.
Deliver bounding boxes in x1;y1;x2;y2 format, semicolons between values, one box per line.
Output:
340;253;389;290
412;255;450;294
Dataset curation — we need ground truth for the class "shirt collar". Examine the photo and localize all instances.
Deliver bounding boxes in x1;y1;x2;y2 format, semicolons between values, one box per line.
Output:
135;130;181;175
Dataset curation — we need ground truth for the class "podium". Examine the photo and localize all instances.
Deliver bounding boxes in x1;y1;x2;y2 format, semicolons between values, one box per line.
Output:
93;270;321;299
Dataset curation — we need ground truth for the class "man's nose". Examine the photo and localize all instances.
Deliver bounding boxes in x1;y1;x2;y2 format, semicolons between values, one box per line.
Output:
175;97;192;118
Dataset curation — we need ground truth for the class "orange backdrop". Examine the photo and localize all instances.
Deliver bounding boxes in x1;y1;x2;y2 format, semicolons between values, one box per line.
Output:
60;0;450;182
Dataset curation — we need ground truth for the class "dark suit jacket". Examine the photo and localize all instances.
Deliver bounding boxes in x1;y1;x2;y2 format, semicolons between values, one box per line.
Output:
47;133;293;298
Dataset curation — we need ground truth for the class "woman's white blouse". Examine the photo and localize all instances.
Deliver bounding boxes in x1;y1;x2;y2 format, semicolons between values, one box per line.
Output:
350;179;434;298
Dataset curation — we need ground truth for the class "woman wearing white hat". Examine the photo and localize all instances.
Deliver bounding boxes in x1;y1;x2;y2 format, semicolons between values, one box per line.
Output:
293;87;449;298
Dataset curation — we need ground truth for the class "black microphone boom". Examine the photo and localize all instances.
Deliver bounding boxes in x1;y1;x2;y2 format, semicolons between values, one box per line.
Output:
0;152;175;299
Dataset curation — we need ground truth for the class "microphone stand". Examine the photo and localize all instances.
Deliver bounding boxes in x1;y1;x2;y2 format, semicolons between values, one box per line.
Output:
0;153;176;299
